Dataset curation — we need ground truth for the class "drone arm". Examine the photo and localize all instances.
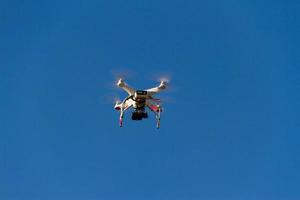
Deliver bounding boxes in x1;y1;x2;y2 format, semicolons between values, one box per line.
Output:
146;102;161;113
117;79;135;95
146;81;167;96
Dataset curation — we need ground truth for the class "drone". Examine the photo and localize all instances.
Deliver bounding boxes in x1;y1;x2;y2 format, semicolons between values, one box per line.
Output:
114;78;168;129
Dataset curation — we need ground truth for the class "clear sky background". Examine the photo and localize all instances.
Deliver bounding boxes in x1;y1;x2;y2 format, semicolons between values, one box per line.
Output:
1;0;300;199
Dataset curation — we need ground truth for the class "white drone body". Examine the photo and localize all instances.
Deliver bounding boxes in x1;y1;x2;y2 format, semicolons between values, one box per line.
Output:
114;78;168;128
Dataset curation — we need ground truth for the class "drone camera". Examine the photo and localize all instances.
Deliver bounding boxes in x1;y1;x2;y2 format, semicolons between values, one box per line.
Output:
131;111;148;120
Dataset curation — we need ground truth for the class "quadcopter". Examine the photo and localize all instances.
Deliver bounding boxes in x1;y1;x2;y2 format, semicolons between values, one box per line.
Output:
114;78;168;129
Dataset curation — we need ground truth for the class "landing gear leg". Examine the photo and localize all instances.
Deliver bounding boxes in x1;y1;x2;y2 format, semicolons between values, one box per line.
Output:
156;109;161;129
119;108;124;127
119;117;123;127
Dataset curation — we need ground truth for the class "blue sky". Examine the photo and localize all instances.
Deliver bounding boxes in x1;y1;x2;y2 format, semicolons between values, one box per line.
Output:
1;0;300;199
